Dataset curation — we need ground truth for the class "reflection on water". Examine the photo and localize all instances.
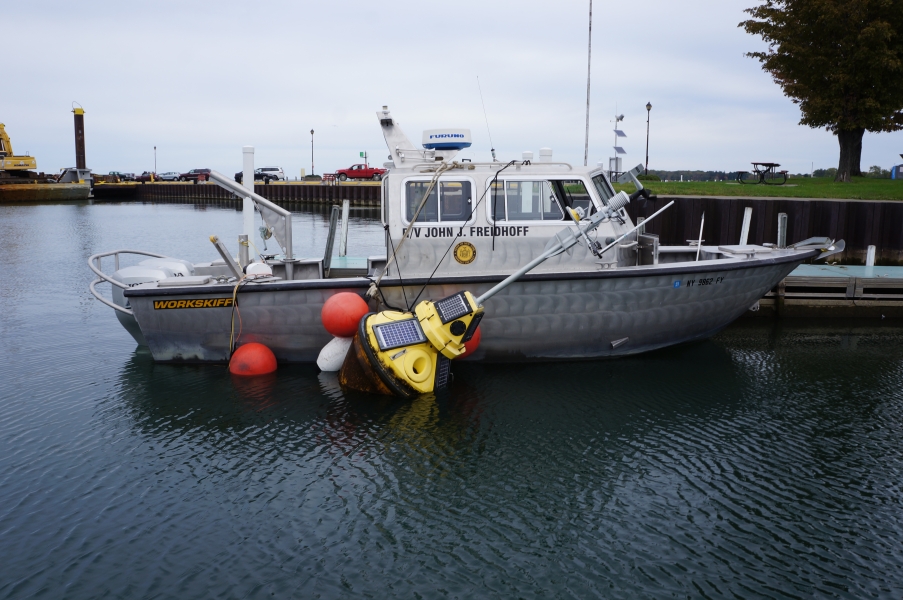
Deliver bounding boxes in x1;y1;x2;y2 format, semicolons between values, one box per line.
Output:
1;202;903;598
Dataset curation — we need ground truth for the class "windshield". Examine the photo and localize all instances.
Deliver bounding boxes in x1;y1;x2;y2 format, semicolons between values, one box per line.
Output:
591;173;615;206
555;180;595;216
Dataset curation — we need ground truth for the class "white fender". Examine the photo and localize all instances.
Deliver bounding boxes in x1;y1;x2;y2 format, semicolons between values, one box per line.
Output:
316;336;353;372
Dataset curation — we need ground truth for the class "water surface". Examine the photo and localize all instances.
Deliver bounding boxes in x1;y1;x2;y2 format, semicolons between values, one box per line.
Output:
1;200;901;598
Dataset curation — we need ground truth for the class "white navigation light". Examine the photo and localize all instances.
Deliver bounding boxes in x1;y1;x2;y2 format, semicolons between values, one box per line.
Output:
422;129;472;151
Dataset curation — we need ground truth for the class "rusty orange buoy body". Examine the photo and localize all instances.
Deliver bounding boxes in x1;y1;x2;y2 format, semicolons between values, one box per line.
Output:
229;342;277;376
321;293;370;338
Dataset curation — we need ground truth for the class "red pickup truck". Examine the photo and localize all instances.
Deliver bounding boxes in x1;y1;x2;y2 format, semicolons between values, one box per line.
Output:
335;164;386;181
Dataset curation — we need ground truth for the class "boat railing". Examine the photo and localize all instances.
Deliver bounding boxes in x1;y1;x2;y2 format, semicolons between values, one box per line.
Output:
87;249;169;315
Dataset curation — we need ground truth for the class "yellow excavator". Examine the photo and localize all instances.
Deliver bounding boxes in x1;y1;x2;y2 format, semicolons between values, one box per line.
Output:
0;123;38;177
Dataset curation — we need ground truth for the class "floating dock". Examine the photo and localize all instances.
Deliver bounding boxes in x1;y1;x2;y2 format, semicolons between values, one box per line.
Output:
750;264;903;318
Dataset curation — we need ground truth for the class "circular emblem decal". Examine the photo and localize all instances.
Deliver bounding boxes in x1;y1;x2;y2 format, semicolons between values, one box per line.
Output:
453;241;476;265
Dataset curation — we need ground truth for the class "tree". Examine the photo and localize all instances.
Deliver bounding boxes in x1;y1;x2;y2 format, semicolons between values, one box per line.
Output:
741;1;903;182
867;164;891;177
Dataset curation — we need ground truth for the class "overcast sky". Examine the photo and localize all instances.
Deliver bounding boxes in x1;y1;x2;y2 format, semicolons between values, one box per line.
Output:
6;0;902;177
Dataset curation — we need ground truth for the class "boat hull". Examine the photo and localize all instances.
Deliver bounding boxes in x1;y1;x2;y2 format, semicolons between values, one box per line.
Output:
0;183;91;202
124;253;810;363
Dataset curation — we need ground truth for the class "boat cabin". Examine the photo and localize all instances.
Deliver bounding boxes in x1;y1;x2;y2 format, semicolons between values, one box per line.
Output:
376;106;652;278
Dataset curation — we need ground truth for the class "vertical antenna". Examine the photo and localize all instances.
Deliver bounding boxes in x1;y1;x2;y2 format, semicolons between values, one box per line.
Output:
477;76;497;161
583;0;593;167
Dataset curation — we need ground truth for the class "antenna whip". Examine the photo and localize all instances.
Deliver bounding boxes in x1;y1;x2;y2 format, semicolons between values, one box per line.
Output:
477;76;497;161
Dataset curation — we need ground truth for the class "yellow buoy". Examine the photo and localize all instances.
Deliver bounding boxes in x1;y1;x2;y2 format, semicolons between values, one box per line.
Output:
339;292;483;398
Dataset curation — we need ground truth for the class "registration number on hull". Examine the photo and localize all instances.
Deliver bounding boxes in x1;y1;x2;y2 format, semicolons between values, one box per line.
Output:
685;276;725;287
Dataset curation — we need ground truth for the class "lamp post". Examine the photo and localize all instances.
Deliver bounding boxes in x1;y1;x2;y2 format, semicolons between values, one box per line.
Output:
310;129;315;176
154;146;157;175
644;102;652;175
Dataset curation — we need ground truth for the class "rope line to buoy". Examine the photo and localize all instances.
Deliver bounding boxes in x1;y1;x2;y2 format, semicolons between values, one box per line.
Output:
408;161;517;308
228;275;274;357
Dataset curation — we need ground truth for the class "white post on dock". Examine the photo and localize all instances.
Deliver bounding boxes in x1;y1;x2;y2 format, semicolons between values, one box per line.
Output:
242;146;255;241
866;245;876;267
339;199;350;257
740;207;753;245
777;213;788;248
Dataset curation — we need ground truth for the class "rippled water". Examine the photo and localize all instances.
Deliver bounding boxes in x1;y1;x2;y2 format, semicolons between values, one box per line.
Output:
1;200;902;598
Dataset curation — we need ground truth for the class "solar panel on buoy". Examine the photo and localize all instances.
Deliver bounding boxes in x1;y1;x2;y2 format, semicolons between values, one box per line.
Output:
435;292;472;323
373;319;427;351
614;147;626;154
614;130;627;137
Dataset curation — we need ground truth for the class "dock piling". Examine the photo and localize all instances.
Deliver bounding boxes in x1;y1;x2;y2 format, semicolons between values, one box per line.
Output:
740;207;753;245
339;199;350;257
777;213;787;248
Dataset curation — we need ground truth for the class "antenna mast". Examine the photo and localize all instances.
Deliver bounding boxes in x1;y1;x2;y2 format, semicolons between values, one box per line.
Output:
477;76;497;161
583;0;593;167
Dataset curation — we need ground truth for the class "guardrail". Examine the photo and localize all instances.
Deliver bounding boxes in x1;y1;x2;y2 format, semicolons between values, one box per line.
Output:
87;249;169;315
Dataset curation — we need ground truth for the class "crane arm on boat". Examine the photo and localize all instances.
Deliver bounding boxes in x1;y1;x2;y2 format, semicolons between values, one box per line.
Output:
208;170;294;261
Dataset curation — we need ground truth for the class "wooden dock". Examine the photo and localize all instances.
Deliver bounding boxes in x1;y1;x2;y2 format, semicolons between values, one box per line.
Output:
750;265;903;318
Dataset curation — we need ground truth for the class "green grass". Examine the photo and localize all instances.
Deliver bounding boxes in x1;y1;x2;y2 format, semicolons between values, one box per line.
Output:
613;177;903;200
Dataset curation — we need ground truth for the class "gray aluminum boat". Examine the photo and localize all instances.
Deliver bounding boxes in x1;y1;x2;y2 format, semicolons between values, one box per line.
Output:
89;107;842;363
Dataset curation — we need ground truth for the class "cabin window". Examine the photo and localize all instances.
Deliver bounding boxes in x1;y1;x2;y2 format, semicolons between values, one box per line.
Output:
404;180;473;223
591;173;615;205
490;180;565;222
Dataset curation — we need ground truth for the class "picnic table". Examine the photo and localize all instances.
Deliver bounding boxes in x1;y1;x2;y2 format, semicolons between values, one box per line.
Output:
737;162;788;185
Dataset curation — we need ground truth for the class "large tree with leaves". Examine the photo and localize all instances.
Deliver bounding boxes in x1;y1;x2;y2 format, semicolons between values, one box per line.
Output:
741;1;903;182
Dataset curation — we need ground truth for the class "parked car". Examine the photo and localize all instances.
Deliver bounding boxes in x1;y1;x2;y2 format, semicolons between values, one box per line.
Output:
257;166;285;181
234;168;283;184
179;168;211;182
135;171;158;182
158;171;180;181
108;171;136;182
335;163;386;181
235;169;270;184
